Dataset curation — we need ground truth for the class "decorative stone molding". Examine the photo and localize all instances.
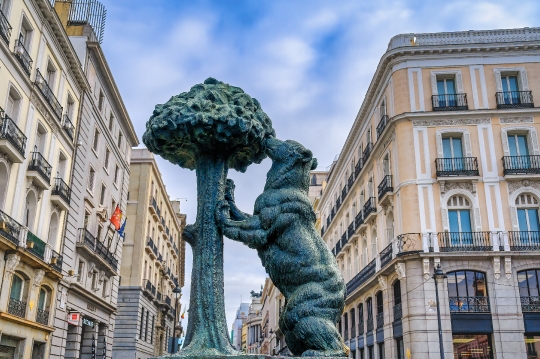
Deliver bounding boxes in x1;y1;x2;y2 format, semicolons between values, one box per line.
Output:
505;257;512;279
378;275;388;291
26;181;44;201
440;181;476;195
33;269;45;289
5;253;20;275
0;153;13;169
493;257;501;280
395;263;406;280
508;180;540;195
96;206;109;223
441;188;482;231
423;258;430;280
99;270;106;283
87;263;96;277
412;118;491;127
500;117;534;124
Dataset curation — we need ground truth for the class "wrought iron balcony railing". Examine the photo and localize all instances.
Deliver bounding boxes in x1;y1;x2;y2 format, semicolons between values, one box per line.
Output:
376;115;390;138
0;8;11;45
508;231;540;251
394;303;402;321
379;243;393;269
165;295;171;306
438;232;492;252
36;308;50;325
346;259;376;295
27;230;46;260
78;228;118;270
358;322;364;335
503;155;540;175
52;178;71;204
363;143;373;164
13;37;32;75
432;93;468;111
376;312;384;328
0;209;22;245
351;325;356;338
347;223;354;238
355;211;364;229
340;232;348;249
366;314;374;332
0;108;27;157
449;296;490;313
8;297;26;318
521;296;540;312
377;175;393;200
435;157;479;177
28;152;52;185
496;91;534;109
348;173;354;189
50;249;63;273
363;197;376;218
62;114;75;140
35;69;63;119
355;158;362;177
144;279;156;297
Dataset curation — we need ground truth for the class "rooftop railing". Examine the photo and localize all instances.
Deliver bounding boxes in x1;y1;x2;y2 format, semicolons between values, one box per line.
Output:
35;70;63;119
496;91;534;109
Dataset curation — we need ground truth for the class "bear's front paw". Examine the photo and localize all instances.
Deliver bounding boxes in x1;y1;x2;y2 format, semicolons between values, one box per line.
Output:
215;200;231;225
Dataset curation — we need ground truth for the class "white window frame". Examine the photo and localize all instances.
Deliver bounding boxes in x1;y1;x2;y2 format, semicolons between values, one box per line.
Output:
501;126;540;157
494;67;529;92
430;70;464;96
441;190;481;232
436;128;473;158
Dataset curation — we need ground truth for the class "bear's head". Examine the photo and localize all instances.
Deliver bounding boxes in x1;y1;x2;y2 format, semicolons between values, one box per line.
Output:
264;137;317;191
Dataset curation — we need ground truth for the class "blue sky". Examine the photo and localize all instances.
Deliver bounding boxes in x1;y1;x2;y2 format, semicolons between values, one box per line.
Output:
97;0;540;329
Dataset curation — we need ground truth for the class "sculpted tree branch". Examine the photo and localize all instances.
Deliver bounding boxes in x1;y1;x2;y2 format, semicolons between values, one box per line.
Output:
142;78;275;356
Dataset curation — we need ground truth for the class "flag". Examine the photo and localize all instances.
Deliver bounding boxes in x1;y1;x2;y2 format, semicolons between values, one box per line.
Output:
118;219;126;239
110;206;122;230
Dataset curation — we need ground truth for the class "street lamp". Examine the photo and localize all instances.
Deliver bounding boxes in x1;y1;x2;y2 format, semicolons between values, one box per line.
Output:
433;264;447;359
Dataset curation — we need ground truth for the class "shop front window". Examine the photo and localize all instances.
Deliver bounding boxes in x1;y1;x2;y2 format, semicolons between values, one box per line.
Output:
453;334;493;359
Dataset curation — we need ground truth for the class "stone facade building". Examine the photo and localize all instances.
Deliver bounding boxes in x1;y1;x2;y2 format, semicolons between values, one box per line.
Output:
245;290;263;354
49;1;139;358
318;27;540;359
259;278;288;357
0;0;86;357
112;148;186;359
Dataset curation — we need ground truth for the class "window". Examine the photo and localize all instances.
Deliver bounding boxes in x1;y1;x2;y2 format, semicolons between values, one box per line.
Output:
98;90;104;111
5;86;22;121
396;338;405;359
368;345;374;359
144;310;149;341
453;335;493;359
104;148;110;171
66;95;75;120
118;132;123;149
311;174;317;185
447;270;489;313
378;343;384;359
442;136;463;159
376;291;383;328
150;315;155;344
102;279;108;297
91;271;98;290
84;210;90;229
109;113;114;131
46;61;57;90
99;184;106;205
37;287;47;311
358;304;364;334
366;297;373;330
518;269;540;299
10;274;24;301
139;307;145;339
92;128;100;152
393;280;402;321
77;260;84;282
447;195;472;239
114;165;120;184
516;194;540;234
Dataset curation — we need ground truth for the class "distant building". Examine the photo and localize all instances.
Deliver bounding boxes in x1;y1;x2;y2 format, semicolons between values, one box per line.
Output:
246;288;263;354
308;170;328;204
231;302;249;351
112;148;186;359
259;278;288;356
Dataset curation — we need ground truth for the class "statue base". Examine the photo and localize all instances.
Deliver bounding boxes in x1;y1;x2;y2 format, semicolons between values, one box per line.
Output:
153;355;347;359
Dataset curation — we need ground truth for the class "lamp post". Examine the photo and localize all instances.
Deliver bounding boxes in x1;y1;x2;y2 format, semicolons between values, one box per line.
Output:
173;286;182;353
433;264;447;359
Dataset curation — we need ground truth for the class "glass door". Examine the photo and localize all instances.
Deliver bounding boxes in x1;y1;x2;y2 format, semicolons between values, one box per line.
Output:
502;75;519;104
508;134;530;169
449;209;472;245
437;78;456;107
518;208;540;245
442;137;464;172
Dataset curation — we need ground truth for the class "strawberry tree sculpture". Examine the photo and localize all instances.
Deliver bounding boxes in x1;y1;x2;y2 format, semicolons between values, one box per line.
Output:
143;78;275;356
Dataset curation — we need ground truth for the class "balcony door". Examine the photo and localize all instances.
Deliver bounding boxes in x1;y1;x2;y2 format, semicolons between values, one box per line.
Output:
508;134;530;169
516;194;540;245
442;136;464;171
437;78;457;107
448;195;472;245
10;274;23;301
502;75;519;104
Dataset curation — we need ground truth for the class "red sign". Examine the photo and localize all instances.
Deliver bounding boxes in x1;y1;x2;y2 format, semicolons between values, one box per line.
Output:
68;312;80;326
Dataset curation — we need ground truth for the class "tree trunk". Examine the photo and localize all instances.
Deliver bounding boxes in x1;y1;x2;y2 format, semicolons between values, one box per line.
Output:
182;153;236;355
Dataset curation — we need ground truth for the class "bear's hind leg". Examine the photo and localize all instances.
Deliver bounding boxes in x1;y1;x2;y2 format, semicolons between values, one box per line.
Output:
290;316;348;357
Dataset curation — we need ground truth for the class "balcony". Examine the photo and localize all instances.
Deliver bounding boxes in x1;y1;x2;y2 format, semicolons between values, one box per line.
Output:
0;108;26;163
379;243;393;269
145;237;158;259
35;70;63;119
0;210;22;246
496;91;534;109
432;94;468;111
347;223;354;239
358;322;364;336
62;114;75;141
503;155;540;175
13;37;33;76
366;314;374;332
27;230;46;261
355;158;362;177
8;297;26;318
36;308;50;325
508;231;540;251
51;178;71;211
27;152;52;189
77;229;118;273
449;296;490;313
376;312;384;328
437;232;492;252
354;211;364;231
394;303;402;321
363;197;376;223
346;259;376;295
435;157;479;177
521;296;540;312
376;115;390;138
377;175;393;204
50;249;63;273
362;143;373;164
144;279;156;298
0;8;11;45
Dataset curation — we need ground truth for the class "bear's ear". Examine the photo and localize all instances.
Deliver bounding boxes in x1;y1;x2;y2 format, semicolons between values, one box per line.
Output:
311;158;318;170
299;148;313;163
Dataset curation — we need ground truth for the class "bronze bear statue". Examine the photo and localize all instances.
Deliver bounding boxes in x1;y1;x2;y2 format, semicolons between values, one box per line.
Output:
216;136;348;357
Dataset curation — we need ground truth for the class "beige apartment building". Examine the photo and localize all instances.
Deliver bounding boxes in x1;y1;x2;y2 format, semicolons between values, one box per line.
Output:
318;27;540;359
112;148;186;359
0;0;86;357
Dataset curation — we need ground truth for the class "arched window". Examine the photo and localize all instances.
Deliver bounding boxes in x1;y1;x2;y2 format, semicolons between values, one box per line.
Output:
447;195;472;233
376;291;384;328
518;269;540;313
48;213;60;250
350;307;356;337
343;312;349;339
383;154;391;177
447;270;489;313
36;286;52;325
366;297;374;331
25;190;38;231
9;272;28;318
386;212;394;244
516;193;540;233
0;162;9;210
358;303;364;335
393;280;402;321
